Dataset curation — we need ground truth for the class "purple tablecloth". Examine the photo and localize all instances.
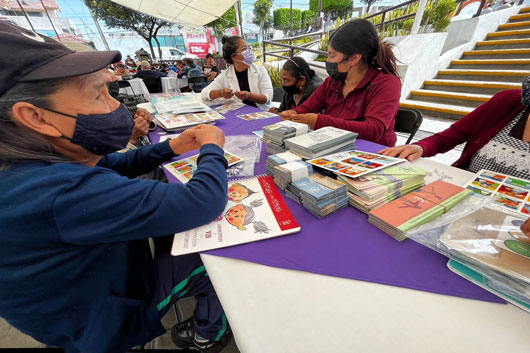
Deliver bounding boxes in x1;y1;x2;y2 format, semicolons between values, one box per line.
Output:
149;104;504;304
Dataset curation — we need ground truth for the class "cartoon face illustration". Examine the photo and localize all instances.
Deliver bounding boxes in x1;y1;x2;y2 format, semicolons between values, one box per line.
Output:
228;183;255;203
225;204;249;230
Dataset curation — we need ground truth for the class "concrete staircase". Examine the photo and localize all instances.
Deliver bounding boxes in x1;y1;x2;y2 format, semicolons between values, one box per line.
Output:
401;7;530;120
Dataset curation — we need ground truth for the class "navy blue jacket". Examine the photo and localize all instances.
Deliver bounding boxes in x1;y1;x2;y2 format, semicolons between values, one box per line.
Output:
0;141;228;353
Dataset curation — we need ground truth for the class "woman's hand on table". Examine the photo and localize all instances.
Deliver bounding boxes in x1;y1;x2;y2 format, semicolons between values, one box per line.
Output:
378;145;424;162
212;88;234;99
280;110;297;120
290;113;318;130
269;107;279;114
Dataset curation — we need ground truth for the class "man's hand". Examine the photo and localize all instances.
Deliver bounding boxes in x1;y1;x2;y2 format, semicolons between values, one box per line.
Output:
169;125;225;155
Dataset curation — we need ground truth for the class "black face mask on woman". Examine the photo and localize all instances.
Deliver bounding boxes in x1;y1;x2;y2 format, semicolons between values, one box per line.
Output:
282;80;301;95
326;61;348;82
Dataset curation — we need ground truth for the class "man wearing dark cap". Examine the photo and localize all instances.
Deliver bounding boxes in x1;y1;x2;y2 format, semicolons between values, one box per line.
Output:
0;21;231;353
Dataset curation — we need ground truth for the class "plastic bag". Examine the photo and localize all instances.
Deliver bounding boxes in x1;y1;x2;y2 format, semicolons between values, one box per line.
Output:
224;135;262;178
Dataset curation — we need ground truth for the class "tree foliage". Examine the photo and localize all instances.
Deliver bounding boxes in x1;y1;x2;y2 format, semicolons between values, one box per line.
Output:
273;8;302;32
302;10;316;27
252;0;273;40
84;0;170;60
309;0;353;21
206;6;237;39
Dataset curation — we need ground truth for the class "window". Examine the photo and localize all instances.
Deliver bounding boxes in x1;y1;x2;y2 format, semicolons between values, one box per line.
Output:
27;11;43;17
151;35;186;53
170;49;183;56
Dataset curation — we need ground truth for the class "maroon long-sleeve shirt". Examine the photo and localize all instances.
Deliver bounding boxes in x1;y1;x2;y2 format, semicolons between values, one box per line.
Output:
293;68;402;146
414;89;525;169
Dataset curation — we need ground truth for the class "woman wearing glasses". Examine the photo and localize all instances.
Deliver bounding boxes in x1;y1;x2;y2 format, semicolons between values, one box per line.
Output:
201;36;273;110
280;19;402;146
269;57;323;114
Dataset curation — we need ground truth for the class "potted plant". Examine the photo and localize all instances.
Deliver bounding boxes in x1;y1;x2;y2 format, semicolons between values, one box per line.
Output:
265;63;284;102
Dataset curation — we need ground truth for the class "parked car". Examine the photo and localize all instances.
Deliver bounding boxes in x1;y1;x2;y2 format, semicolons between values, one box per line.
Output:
141;47;198;61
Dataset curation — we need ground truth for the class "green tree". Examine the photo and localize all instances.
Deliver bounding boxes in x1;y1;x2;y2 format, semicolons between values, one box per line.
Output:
273;8;302;34
206;6;237;39
302;10;316;27
309;0;353;21
84;0;170;60
252;0;274;41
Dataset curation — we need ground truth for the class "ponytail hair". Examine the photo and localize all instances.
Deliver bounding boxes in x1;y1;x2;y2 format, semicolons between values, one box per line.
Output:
329;19;399;77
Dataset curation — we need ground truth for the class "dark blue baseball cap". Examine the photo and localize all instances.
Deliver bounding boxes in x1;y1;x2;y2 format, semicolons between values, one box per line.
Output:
0;20;121;97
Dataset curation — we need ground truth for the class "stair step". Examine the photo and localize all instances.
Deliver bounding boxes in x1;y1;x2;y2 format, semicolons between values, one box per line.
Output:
410;89;491;102
475;38;530;49
498;20;530;30
520;7;530;13
464;48;530;55
400;100;473;117
423;79;521;90
487;29;530;39
450;58;530;69
509;13;530;22
437;69;529;83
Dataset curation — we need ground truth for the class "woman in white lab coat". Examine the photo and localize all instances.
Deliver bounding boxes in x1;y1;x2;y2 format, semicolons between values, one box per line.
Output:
201;36;273;110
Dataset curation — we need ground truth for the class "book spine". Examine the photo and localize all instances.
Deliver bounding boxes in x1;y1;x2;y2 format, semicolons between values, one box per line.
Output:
258;175;300;231
397;205;445;232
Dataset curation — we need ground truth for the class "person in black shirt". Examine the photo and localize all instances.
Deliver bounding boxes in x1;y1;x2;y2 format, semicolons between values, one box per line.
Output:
203;54;219;83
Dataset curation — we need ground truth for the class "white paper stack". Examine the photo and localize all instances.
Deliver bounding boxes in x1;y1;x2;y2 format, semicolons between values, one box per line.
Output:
266;151;302;178
284;127;357;159
263;121;309;154
273;160;313;190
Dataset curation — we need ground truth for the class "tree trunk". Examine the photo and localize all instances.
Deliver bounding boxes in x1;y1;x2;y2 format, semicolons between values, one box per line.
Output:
153;24;164;60
147;40;156;61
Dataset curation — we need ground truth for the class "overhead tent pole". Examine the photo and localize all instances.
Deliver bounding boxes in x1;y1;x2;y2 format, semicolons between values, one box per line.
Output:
15;0;36;32
40;0;61;41
89;8;111;51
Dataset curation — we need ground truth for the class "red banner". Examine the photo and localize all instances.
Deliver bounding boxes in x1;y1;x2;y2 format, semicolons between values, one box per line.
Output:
188;43;210;58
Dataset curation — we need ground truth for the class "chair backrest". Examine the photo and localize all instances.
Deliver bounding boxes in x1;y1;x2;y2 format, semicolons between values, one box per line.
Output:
187;76;207;93
394;108;423;145
117;80;131;89
142;77;162;93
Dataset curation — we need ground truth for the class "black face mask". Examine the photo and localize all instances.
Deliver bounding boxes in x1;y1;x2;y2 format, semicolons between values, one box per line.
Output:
282;79;301;95
326;61;348;81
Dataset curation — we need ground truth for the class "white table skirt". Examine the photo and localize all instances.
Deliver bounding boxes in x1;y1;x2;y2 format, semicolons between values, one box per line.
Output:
200;157;530;353
161;77;188;93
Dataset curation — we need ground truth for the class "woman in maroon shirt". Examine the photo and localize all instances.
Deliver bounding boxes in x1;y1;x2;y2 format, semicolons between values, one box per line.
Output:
280;19;402;146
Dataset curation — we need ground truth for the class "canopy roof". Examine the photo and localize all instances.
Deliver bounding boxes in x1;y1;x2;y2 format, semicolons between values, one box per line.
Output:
111;0;237;27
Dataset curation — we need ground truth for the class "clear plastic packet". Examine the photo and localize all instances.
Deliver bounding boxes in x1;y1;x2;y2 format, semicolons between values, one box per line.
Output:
224;135;262;178
408;203;530;308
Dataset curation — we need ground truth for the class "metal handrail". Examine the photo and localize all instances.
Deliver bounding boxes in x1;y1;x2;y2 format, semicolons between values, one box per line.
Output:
365;0;418;32
263;30;326;69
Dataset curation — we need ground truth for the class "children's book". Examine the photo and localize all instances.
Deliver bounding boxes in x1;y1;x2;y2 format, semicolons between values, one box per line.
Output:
171;175;301;255
154;111;225;132
447;259;530;313
237;111;278;121
163;151;243;183
308;150;405;179
440;207;530;285
463;169;530;216
368;180;472;241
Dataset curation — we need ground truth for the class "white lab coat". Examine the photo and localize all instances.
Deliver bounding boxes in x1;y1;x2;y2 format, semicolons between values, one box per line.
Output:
201;63;273;111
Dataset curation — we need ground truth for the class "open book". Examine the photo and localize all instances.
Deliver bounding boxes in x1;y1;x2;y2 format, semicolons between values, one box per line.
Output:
171;175;301;255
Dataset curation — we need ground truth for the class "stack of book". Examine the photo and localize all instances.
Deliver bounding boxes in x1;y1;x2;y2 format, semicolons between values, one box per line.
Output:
273;160;313;190
263;121;309;154
284;127;357;159
338;165;427;213
368;180;472;241
266;151;301;178
285;174;348;218
154;111;225;132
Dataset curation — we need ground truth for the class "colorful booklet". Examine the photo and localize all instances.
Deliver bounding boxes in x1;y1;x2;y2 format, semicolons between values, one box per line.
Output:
154;111;225;132
463;169;530;216
237;111;278;121
171;175;301;255
214;102;246;114
163;150;243;183
308;150;404;179
368;180;472;241
447;259;529;313
440;207;530;284
284;127;358;159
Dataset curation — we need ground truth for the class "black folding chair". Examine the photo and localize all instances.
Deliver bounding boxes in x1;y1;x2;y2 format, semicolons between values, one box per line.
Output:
117;80;147;105
394;108;423;145
186;76;207;93
142;77;163;94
